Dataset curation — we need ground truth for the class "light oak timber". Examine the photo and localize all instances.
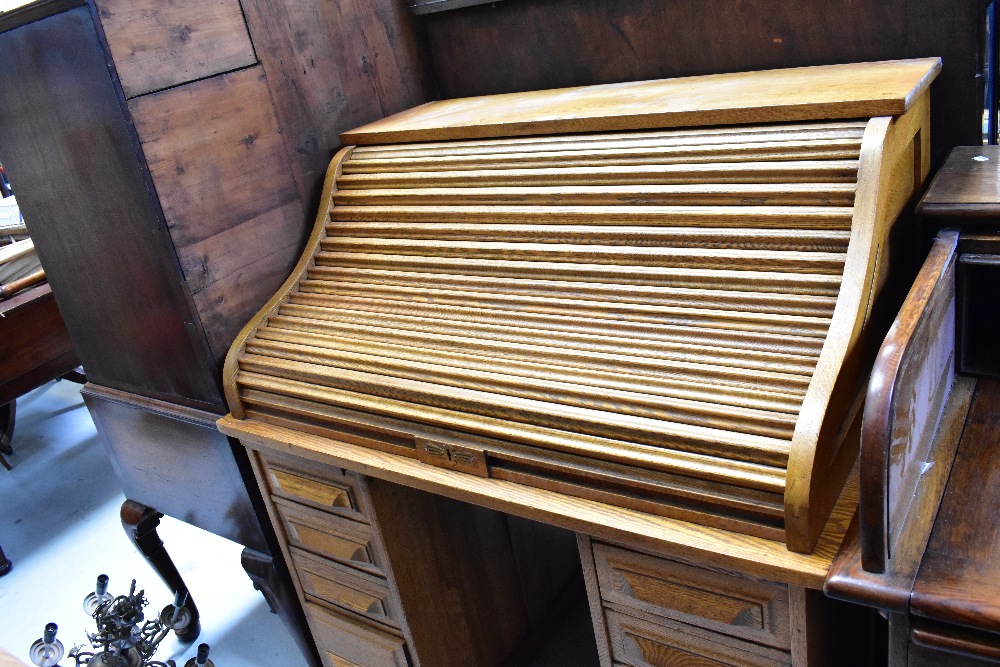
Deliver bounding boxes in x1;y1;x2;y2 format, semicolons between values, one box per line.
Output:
784;89;931;552
341;59;940;144
223;63;937;562
220;415;857;591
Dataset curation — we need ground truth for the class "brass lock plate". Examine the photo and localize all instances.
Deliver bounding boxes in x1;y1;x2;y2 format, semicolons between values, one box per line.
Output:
414;438;489;478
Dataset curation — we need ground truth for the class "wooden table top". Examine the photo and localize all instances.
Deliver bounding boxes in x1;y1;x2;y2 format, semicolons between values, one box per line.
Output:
910;379;1000;633
917;145;1000;219
342;58;941;145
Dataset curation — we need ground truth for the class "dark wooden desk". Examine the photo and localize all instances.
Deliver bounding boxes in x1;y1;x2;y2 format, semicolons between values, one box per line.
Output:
827;146;1000;665
0;283;78;469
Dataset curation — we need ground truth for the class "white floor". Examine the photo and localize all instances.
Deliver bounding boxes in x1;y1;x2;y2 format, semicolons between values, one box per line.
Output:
0;380;308;667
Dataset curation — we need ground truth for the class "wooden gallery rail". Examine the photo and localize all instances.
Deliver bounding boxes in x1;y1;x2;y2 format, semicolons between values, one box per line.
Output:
218;59;941;667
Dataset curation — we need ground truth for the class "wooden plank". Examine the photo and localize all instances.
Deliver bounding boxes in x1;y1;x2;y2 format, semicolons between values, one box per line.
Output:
219;415;858;589
93;0;256;98
916;146;1000;218
910;379;1000;634
341;59;940;145
240;0;436;211
128;66;307;366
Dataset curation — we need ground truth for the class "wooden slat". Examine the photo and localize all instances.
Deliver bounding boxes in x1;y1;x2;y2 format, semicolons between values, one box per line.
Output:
332;183;856;207
278;298;824;357
340;58;939;144
348;122;868;158
253;326;805;414
343;142;863;172
329;204;853;229
236;388;789;493
335;161;861;188
237;363;792;466
307;266;840;317
244;339;799;439
312;253;843;296
322;224;851;252
290;288;832;338
286;287;823;375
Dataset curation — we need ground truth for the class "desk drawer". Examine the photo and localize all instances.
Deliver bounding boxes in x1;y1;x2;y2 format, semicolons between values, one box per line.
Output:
607;611;790;667
593;542;790;649
275;498;383;576
306;601;409;667
259;449;370;522
293;547;400;629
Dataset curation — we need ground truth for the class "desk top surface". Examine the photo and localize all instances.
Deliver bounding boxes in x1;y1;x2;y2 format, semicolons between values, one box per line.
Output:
342;58;941;145
918;145;1000;218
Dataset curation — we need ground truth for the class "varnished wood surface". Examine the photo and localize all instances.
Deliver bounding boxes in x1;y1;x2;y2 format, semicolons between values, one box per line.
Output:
420;0;981;166
910;379;1000;634
221;415;858;589
859;230;961;571
917;147;1000;218
0;7;223;407
226;70;932;551
93;0;256;98
784;90;931;553
83;384;267;550
342;59;940;145
0;284;78;408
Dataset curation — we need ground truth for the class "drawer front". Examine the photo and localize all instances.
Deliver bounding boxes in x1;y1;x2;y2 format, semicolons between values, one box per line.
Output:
260;450;369;522
293;548;400;629
275;498;383;576
607;611;790;667
593;542;790;648
307;602;409;667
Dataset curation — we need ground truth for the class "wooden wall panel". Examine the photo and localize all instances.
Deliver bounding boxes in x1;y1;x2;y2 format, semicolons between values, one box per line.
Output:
421;0;986;164
129;66;306;367
94;0;257;98
0;7;223;407
241;0;437;212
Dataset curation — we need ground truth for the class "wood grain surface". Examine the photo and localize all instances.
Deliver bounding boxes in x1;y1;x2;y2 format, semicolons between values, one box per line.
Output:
220;415;859;590
419;0;980;166
342;59;939;145
241;0;436;215
129;66;307;367
859;230;960;571
93;0;256;98
0;7;223;406
917;146;1000;218
910;379;1000;634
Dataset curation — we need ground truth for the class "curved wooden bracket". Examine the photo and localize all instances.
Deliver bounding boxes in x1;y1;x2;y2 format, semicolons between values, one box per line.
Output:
859;230;961;572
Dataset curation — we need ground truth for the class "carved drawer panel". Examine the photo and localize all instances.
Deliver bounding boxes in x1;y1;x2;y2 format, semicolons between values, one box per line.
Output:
274;498;384;576
292;547;401;629
259;449;370;523
306;601;410;667
606;610;791;667
593;542;790;648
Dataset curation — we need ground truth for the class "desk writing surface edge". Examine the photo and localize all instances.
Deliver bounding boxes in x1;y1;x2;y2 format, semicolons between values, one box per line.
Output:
219;415;856;589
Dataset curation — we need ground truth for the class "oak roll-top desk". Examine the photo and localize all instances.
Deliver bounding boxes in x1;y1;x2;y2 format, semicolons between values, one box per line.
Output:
218;59;940;667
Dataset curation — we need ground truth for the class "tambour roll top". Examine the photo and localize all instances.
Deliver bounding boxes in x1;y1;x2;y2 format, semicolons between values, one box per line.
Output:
223;59;940;553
